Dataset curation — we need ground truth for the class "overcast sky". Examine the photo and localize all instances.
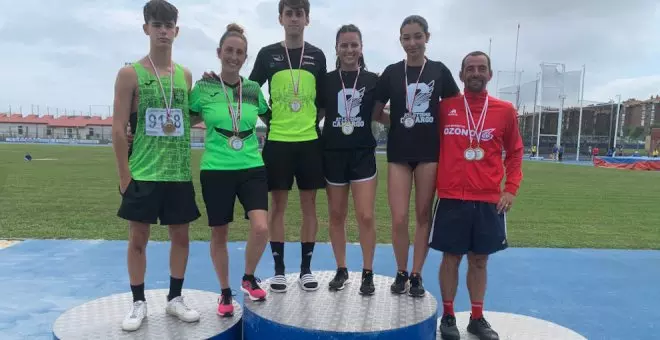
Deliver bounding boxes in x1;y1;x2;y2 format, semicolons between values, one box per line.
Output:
0;0;658;116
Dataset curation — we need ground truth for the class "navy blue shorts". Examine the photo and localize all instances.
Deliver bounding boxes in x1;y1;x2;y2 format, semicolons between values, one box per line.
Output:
429;198;508;255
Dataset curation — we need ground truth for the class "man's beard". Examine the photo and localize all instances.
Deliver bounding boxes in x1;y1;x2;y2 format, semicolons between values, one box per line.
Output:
467;78;487;92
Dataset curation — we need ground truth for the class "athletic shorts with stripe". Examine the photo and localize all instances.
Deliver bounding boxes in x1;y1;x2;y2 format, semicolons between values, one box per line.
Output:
429;198;508;255
117;180;201;226
323;148;377;186
200;166;268;226
261;139;326;191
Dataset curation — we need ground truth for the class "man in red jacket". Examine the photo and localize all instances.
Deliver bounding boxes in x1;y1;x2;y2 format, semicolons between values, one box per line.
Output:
431;51;524;340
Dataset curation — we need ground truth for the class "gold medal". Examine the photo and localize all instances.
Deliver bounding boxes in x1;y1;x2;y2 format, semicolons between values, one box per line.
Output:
162;121;176;134
147;55;175;136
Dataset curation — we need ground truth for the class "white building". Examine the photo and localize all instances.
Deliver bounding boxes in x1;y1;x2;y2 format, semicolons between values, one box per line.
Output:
0;113;207;142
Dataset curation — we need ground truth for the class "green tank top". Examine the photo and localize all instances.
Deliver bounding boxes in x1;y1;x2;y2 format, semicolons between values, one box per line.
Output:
129;62;192;182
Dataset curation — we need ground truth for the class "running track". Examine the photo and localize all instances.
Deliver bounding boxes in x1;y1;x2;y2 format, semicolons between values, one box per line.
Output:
1;240;658;339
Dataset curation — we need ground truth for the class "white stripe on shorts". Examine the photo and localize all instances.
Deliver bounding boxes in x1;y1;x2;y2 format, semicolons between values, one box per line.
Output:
428;198;441;245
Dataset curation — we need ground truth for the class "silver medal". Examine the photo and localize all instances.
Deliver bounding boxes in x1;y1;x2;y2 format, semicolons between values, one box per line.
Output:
474;147;485;161
341;123;354;135
228;136;244;151
403;115;415;128
290;99;302;112
464;148;476;161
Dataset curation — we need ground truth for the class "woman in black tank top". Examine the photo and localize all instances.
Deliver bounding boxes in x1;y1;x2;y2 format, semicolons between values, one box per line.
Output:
371;15;461;297
320;24;379;296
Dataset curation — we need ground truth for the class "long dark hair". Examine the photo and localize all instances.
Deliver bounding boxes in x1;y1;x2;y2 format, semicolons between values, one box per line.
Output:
335;24;367;71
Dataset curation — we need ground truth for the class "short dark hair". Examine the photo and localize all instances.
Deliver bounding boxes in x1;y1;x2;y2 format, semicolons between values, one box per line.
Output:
335;24;367;71
278;0;310;16
400;15;429;34
143;0;178;24
461;51;492;72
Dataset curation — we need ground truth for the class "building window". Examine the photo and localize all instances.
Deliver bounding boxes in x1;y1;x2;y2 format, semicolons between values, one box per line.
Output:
17;126;23;135
46;128;52;136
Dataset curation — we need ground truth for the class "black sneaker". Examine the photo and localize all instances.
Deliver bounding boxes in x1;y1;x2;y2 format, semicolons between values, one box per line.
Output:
359;270;375;295
328;267;349;291
439;314;460;340
467;315;500;340
390;270;409;294
408;273;426;297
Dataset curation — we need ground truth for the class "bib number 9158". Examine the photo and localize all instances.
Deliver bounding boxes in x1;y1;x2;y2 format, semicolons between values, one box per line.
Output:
145;108;184;137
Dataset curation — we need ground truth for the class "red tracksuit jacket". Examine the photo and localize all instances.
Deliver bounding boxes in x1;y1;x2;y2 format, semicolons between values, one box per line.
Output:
436;90;524;204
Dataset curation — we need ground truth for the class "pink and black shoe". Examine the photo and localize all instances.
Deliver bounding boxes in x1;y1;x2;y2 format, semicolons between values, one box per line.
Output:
241;275;267;301
217;292;234;317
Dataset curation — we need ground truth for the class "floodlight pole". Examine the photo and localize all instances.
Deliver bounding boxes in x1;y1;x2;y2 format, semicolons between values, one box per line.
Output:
613;94;622;148
530;74;539;148
556;64;566;148
576;64;586;161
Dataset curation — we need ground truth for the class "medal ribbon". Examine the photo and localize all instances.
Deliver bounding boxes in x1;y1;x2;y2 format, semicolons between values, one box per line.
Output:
284;40;305;98
338;66;361;123
404;58;427;115
148;55;174;122
219;75;243;136
463;95;489;148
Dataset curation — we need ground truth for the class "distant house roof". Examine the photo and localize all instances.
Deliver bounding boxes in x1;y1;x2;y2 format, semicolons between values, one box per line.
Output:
0;113;206;129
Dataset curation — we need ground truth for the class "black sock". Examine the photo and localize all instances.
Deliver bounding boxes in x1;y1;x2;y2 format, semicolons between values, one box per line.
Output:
301;242;315;272
221;288;232;297
363;268;373;276
131;283;145;302
167;276;184;301
270;242;285;275
243;274;255;281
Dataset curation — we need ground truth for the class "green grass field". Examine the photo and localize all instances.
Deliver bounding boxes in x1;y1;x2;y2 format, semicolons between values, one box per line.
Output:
0;144;659;249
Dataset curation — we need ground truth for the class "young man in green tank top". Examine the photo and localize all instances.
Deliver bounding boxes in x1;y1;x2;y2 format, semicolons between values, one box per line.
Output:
111;0;201;332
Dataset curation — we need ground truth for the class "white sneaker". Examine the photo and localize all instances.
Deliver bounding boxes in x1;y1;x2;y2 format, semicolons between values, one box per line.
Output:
121;300;147;332
165;296;200;323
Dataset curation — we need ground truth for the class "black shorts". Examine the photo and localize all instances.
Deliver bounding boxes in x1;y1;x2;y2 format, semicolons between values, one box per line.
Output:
200;167;268;226
323;148;377;186
429;198;508;255
262;139;325;191
117;180;201;226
